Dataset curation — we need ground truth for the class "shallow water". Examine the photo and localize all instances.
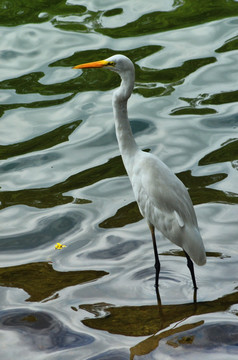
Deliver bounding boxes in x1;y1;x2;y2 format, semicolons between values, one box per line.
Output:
0;0;238;359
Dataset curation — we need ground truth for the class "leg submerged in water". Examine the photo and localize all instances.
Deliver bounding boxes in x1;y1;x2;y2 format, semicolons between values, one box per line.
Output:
149;223;160;288
184;250;198;289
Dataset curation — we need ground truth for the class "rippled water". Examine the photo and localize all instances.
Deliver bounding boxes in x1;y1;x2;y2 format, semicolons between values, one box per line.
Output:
0;0;238;359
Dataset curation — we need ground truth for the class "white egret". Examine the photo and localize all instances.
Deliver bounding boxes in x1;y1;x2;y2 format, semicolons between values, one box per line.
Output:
74;54;206;289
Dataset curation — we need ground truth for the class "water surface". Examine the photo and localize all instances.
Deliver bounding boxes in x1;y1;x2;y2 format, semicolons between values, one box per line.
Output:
0;0;238;359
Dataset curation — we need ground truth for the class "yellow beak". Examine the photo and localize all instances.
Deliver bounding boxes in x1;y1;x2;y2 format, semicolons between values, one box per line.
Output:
73;60;108;69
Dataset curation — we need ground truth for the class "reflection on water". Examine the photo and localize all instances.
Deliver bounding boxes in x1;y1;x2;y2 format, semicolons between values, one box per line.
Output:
80;290;238;337
199;138;238;165
0;262;108;301
160;323;238;356
81;289;238;358
0;0;238;359
0;309;94;351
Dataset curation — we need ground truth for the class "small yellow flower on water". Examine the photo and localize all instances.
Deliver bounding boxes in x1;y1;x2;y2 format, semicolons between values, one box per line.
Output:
55;243;67;250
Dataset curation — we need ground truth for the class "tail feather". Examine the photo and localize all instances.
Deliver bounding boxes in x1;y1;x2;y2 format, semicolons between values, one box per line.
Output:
183;227;206;266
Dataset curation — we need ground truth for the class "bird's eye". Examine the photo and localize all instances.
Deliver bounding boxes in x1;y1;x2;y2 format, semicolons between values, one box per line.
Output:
107;61;115;66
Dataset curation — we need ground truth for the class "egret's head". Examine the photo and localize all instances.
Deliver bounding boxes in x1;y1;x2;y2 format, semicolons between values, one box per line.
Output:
73;54;134;75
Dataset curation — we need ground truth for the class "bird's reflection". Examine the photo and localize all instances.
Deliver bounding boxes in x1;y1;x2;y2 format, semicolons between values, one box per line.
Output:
154;285;197;335
80;289;238;358
155;281;197;306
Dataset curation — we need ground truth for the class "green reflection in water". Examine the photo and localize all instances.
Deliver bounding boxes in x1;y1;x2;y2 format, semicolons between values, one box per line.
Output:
130;319;238;359
0;261;108;302
135;57;216;98
0;154;125;209
51;46;162;68
130;320;204;360
199;138;238;165
3;0;238;43
137;58;216;85
179;170;238;205
51;50;216;101
54;45;163;67
0;52;217;116
0;0;86;26
216;35;238;53
0;94;74;117
80;290;238;357
0;71;78;97
1;152;236;218
97;0;238;38
52;19;88;33
0;120;81;160
99;202;142;228
202;90;238;106
171;107;216;116
104;8;123;17
171;93;217;116
80;291;238;336
0;46;163;105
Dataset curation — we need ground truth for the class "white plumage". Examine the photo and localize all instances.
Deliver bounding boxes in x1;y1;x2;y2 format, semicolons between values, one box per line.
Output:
74;54;206;289
131;151;206;266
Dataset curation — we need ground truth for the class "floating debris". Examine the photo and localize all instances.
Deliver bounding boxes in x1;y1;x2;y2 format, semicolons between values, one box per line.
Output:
55;243;67;250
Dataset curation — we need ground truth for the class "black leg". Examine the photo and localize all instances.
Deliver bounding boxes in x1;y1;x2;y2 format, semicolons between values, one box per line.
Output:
184;250;198;290
193;287;197;304
155;285;162;306
149;223;160;288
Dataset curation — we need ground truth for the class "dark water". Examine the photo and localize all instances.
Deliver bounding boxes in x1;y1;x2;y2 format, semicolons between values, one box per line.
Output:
0;0;238;359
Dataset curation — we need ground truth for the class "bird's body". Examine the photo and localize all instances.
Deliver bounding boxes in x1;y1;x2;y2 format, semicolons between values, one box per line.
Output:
74;54;206;289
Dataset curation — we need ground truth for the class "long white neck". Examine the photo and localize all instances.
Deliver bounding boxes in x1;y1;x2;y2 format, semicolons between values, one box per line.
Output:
112;70;138;175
